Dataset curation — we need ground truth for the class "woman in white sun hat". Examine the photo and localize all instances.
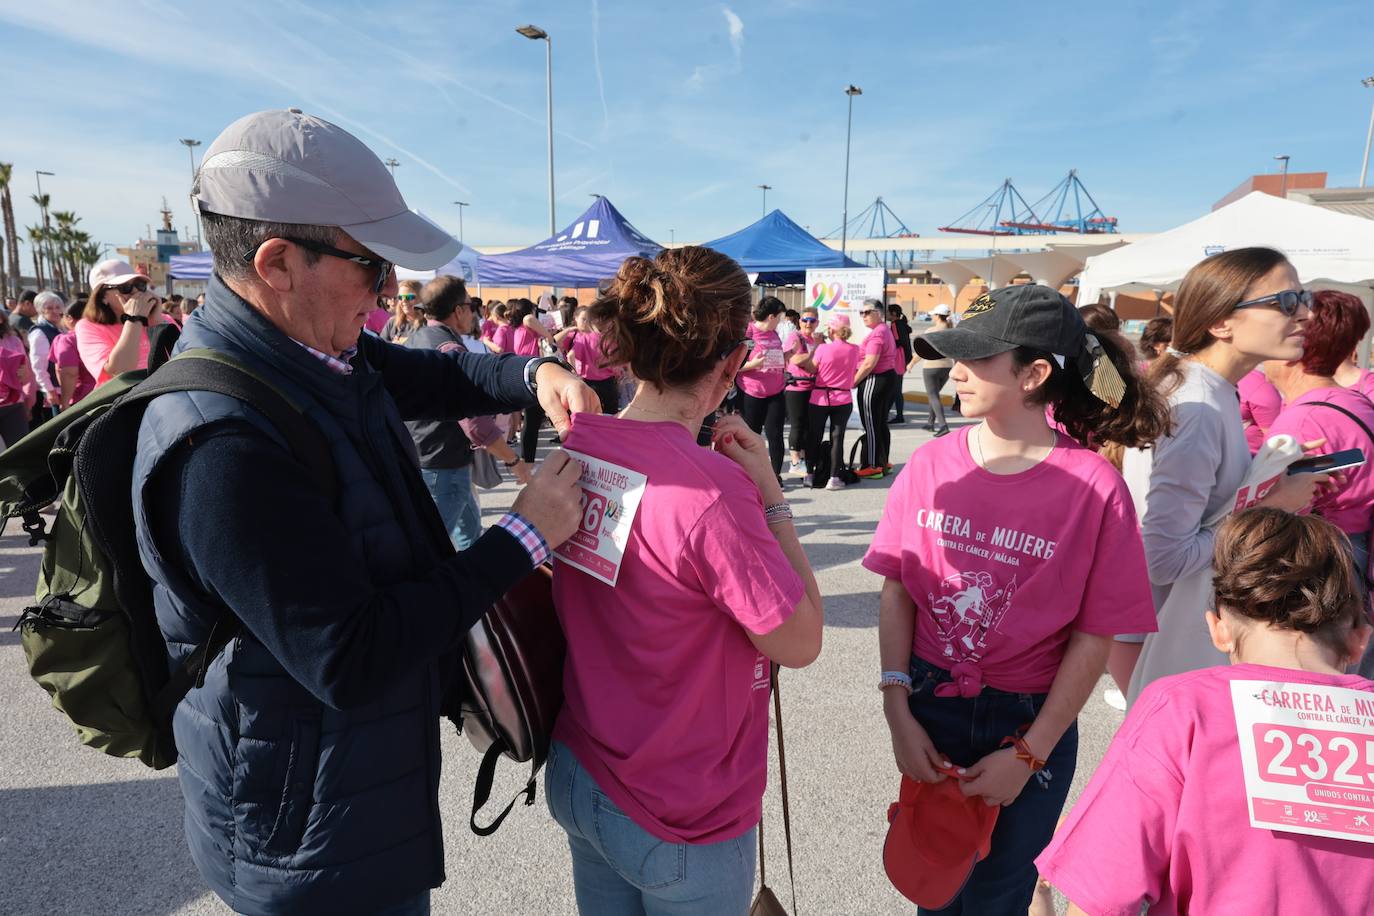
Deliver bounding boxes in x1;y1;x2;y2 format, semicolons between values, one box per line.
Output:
76;259;169;386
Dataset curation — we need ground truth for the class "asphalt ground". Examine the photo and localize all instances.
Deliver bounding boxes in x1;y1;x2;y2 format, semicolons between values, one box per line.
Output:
0;375;1126;915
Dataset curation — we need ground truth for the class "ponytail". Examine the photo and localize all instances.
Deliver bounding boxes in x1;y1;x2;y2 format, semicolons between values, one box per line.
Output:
1014;327;1172;449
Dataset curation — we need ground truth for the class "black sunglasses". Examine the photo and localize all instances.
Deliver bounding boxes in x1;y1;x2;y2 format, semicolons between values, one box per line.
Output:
719;338;756;360
243;237;394;294
112;279;149;295
1233;288;1311;317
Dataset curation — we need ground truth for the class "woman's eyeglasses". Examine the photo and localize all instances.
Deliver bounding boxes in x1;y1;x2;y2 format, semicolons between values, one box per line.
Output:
113;279;149;295
800;317;818;324
244;237;395;294
396;293;417;302
718;338;756;360
1233;288;1312;317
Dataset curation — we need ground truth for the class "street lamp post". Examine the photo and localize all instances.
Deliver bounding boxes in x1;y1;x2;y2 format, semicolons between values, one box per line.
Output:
1274;154;1291;198
452;201;469;244
757;184;772;218
180;138;202;247
1361;77;1374;189
34;170;57;292
517;24;556;236
669;228;675;246
840;85;862;258
384;158;400;178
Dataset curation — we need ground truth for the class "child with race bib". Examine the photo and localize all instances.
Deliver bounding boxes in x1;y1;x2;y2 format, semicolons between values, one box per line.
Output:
546;246;824;916
1038;508;1374;914
866;284;1170;915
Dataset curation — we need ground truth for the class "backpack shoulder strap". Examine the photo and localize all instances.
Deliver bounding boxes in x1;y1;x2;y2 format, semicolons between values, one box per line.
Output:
1302;399;1374;447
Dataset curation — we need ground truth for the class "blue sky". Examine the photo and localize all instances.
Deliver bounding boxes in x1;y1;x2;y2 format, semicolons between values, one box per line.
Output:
3;0;1373;258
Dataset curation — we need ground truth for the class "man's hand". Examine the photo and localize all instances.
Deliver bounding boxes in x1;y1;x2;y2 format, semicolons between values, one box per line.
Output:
510;448;583;549
960;747;1034;807
535;362;600;436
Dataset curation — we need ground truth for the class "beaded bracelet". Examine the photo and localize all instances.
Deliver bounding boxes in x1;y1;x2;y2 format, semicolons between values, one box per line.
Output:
878;670;913;694
764;502;794;526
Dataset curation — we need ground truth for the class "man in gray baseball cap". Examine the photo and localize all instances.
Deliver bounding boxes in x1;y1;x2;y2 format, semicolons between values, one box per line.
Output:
132;109;593;915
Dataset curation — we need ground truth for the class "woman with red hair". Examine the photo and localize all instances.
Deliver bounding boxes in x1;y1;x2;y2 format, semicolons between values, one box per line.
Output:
1266;288;1374;674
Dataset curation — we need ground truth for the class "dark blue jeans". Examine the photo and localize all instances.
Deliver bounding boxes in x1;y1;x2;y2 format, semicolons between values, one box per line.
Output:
906;655;1078;916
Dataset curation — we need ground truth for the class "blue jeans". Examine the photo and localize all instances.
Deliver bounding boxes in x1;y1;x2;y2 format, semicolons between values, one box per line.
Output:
420;466;481;550
544;740;758;916
240;890;428;915
906;655;1078;916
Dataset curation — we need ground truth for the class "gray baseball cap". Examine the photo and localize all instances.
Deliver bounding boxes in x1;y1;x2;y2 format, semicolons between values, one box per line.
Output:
194;109;461;270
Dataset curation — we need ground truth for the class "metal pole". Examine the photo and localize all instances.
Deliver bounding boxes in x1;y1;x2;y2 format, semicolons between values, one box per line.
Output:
545;37;555;236
841;87;860;257
453;201;468;244
1361;77;1374;188
1275;155;1290;198
384;158;400;178
758;184;771;218
181;139;202;247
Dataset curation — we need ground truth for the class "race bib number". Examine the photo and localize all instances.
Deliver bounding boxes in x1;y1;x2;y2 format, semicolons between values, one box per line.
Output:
553;450;647;587
761;348;786;371
1231;680;1374;844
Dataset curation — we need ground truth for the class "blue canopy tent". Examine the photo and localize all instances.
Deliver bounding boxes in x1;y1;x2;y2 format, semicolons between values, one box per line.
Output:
168;251;213;280
703;209;865;285
477;196;661;287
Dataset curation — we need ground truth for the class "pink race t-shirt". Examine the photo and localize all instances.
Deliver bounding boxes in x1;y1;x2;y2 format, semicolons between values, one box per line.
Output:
862;321;899;374
809;340;861;407
49;332;95;405
490;324;514;353
569;330;615;381
737;325;785;398
74;317;152;386
782;331;819;392
1352;368;1374;402
512;324;542;357
1238;368;1282;454
863;427;1157;695
1037;664;1374;916
0;336;26;407
1267;386;1374;535
480;318;497;341
552;413;803;845
364;307;389;334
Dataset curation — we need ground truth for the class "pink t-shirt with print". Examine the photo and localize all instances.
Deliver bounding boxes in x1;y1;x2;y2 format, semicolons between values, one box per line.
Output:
74;318;152;387
49;332;95;405
737;324;785;398
809;340;861;407
552;412;803;845
782;330;819;392
490;324;514;353
1267;386;1374;536
862;322;899;374
569;330;615;381
1037;664;1374;916
364;307;389;334
1238;368;1282;454
863;426;1156;695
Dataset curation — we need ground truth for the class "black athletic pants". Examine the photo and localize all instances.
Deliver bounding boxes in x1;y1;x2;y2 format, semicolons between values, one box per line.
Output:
857;370;899;468
587;376;620;416
520;402;546;463
784;389;811;454
738;389;785;476
806;402;852;483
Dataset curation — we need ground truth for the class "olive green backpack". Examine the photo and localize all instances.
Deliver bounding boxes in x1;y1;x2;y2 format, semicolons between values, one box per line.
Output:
1;349;335;768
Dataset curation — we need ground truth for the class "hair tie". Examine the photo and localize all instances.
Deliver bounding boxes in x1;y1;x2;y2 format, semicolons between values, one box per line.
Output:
1165;346;1190;358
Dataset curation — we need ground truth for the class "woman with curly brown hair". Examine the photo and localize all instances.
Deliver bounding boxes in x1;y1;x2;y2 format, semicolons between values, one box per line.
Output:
1039;508;1374;915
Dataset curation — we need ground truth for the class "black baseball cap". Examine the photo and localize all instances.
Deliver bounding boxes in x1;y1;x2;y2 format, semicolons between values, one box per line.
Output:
914;285;1125;407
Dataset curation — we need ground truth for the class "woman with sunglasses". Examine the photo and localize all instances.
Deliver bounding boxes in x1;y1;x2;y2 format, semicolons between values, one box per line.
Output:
546;246;822;915
854;299;901;478
782;306;821;476
381;280;424;344
75;259;166;387
1121;247;1332;703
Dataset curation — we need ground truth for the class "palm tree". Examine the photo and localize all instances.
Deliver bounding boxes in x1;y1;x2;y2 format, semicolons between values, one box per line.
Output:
52;211;79;294
26;225;46;288
77;240;101;281
0;163;18;296
31;193;52;290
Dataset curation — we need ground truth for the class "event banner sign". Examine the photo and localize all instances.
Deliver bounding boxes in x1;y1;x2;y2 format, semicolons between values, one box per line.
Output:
1231;679;1374;844
805;268;886;342
554;450;647;588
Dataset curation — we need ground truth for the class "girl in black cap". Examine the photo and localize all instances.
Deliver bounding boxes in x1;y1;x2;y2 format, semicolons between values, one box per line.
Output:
865;284;1170;915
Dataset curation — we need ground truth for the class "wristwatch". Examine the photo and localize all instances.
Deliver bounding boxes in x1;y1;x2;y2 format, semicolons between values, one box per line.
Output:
120;314;149;325
523;356;570;395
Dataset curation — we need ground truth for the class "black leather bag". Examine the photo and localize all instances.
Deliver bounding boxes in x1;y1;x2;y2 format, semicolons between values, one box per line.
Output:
453;564;566;835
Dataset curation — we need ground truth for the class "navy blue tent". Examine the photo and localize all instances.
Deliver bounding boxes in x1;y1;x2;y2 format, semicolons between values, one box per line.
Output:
169;251;212;280
704;209;864;284
477;196;661;286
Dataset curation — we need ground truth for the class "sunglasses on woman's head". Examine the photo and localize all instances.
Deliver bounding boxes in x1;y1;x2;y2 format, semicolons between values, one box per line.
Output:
113;279;149;295
1233;288;1311;317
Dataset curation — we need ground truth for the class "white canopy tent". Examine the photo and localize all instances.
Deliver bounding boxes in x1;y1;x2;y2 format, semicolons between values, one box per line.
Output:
1078;192;1374;314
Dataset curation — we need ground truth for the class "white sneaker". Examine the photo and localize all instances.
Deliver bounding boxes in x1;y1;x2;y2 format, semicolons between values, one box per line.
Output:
1103;687;1127;711
826;477;845;491
788;460;806;477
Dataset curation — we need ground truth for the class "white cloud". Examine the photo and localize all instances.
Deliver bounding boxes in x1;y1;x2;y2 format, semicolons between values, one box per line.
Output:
684;6;746;91
723;7;745;64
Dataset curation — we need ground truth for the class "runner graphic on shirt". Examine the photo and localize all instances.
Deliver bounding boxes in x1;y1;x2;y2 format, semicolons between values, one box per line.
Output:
928;571;1018;661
